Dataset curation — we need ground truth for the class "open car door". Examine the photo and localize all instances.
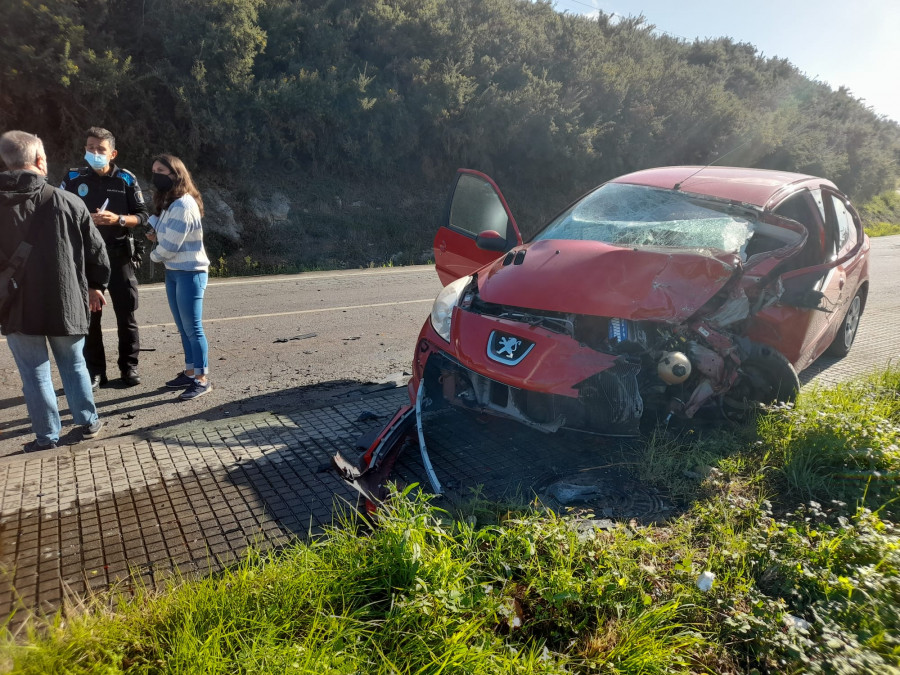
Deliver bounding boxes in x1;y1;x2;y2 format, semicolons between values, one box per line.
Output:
433;169;523;285
747;187;866;371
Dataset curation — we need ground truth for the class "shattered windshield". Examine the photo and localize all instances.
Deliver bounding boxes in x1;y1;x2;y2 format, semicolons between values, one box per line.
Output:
535;183;759;257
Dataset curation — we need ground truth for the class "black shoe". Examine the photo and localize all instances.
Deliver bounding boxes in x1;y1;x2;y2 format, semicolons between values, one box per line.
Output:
24;439;58;452
179;379;213;400
121;369;141;386
89;373;107;390
82;419;104;439
166;371;196;388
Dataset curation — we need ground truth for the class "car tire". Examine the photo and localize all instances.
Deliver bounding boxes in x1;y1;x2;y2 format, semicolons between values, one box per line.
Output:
722;344;799;421
825;291;863;357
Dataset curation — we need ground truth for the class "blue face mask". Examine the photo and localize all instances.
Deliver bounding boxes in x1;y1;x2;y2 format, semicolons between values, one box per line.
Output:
84;151;109;171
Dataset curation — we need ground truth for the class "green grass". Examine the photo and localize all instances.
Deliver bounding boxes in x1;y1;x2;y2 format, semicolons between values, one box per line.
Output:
860;190;900;237
3;368;899;674
864;221;900;237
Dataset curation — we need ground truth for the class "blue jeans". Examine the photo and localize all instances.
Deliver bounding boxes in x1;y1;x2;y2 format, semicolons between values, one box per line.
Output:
6;333;99;445
165;269;209;375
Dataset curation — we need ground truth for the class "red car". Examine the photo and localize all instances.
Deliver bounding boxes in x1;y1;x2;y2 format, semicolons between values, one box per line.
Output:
335;166;869;498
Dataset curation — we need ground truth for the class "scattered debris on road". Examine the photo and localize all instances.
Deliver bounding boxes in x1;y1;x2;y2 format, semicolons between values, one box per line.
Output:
273;333;317;343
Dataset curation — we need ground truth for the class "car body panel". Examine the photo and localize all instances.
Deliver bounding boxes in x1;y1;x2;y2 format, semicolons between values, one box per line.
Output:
476;239;740;323
747;242;869;371
744;186;870;370
448;307;619;396
610;166;838;208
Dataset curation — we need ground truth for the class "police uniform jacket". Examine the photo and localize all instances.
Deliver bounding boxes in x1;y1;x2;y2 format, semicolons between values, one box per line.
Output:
0;170;110;336
61;164;149;259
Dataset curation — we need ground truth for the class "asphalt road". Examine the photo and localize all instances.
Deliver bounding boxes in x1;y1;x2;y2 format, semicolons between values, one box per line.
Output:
1;236;898;456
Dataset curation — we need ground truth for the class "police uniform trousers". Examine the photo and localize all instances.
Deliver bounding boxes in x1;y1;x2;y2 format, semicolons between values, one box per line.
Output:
84;251;140;378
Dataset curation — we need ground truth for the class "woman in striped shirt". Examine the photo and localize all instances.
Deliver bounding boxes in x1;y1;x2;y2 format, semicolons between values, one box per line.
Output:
146;154;212;400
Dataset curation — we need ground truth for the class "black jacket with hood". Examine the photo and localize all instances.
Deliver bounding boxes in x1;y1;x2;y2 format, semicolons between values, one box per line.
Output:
0;170;110;336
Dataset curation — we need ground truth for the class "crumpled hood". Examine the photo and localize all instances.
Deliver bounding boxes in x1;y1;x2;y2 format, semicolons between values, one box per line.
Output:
476;238;739;323
0;170;45;208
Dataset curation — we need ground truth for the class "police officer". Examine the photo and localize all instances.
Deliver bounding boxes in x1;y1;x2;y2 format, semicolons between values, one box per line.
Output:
61;127;149;387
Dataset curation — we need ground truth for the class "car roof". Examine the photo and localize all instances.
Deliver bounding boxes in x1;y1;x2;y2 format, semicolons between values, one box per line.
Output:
609;166;839;208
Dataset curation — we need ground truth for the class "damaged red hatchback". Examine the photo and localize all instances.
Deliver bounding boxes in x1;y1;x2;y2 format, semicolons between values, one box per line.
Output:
335;166;869;497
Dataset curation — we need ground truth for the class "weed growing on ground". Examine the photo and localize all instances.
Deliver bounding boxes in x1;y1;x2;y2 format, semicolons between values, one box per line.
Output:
859;190;900;237
865;221;900;237
757;368;900;516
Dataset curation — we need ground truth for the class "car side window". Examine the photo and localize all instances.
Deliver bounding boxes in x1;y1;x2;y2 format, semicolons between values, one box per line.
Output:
773;192;816;231
772;191;823;266
449;174;510;239
830;195;858;256
810;189;826;222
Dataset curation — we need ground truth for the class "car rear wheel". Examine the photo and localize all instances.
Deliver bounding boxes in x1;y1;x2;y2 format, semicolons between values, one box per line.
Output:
722;345;799;421
825;292;863;357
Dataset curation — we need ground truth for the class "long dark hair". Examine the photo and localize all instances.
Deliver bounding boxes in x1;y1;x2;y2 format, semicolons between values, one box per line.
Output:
151;154;204;216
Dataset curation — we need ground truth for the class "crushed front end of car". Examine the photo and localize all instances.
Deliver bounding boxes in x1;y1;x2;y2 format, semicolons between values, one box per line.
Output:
335;180;811;502
409;269;800;440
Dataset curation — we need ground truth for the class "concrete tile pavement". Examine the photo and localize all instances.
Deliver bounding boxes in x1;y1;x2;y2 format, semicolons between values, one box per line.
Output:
0;390;403;623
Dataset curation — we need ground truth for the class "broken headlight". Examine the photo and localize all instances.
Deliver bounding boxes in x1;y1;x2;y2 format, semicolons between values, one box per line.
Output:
430;275;473;342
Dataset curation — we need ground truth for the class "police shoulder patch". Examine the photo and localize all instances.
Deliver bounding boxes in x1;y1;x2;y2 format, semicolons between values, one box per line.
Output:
114;168;136;186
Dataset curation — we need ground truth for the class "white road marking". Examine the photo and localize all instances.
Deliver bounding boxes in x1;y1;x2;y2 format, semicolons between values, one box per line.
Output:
138;267;436;291
117;298;433;332
0;298;434;341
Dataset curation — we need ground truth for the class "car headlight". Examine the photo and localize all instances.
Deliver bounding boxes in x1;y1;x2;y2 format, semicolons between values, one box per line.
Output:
430;275;472;342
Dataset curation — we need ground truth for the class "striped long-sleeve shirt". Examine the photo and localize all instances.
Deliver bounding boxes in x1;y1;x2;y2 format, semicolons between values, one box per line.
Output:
149;194;210;272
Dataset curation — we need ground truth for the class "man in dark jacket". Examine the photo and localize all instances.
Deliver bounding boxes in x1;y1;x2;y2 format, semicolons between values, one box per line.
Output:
0;130;110;451
61;127;149;388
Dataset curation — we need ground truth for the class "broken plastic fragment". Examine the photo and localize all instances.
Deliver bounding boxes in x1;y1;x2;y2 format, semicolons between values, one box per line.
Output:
272;332;317;343
696;571;715;591
783;613;811;632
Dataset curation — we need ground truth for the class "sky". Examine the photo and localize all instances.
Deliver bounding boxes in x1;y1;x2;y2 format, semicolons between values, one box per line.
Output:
547;0;900;123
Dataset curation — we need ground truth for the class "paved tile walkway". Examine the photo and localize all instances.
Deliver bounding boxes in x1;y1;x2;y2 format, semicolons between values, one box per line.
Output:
0;392;400;621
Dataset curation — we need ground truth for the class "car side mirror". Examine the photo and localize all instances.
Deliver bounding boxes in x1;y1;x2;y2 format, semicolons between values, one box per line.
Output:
475;230;508;252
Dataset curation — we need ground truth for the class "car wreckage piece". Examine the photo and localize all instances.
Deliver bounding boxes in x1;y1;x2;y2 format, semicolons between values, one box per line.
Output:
334;166;869;500
331;382;444;505
332;404;416;506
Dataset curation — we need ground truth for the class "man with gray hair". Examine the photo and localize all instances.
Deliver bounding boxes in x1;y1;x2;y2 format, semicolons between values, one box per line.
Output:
0;130;110;451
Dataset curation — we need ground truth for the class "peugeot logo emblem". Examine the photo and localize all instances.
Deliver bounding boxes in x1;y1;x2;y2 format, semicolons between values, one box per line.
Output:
487;331;535;365
497;336;520;359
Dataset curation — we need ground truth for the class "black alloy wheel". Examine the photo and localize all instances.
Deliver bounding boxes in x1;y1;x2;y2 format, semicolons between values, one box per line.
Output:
825;292;863;357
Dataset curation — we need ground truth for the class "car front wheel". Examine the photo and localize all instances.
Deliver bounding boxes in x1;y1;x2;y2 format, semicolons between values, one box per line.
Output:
721;345;799;422
825;292;863;357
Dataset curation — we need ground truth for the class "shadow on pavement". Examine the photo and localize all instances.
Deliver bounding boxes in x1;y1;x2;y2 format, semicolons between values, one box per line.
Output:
0;380;404;626
0;376;398;458
799;354;845;385
391;408;683;523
